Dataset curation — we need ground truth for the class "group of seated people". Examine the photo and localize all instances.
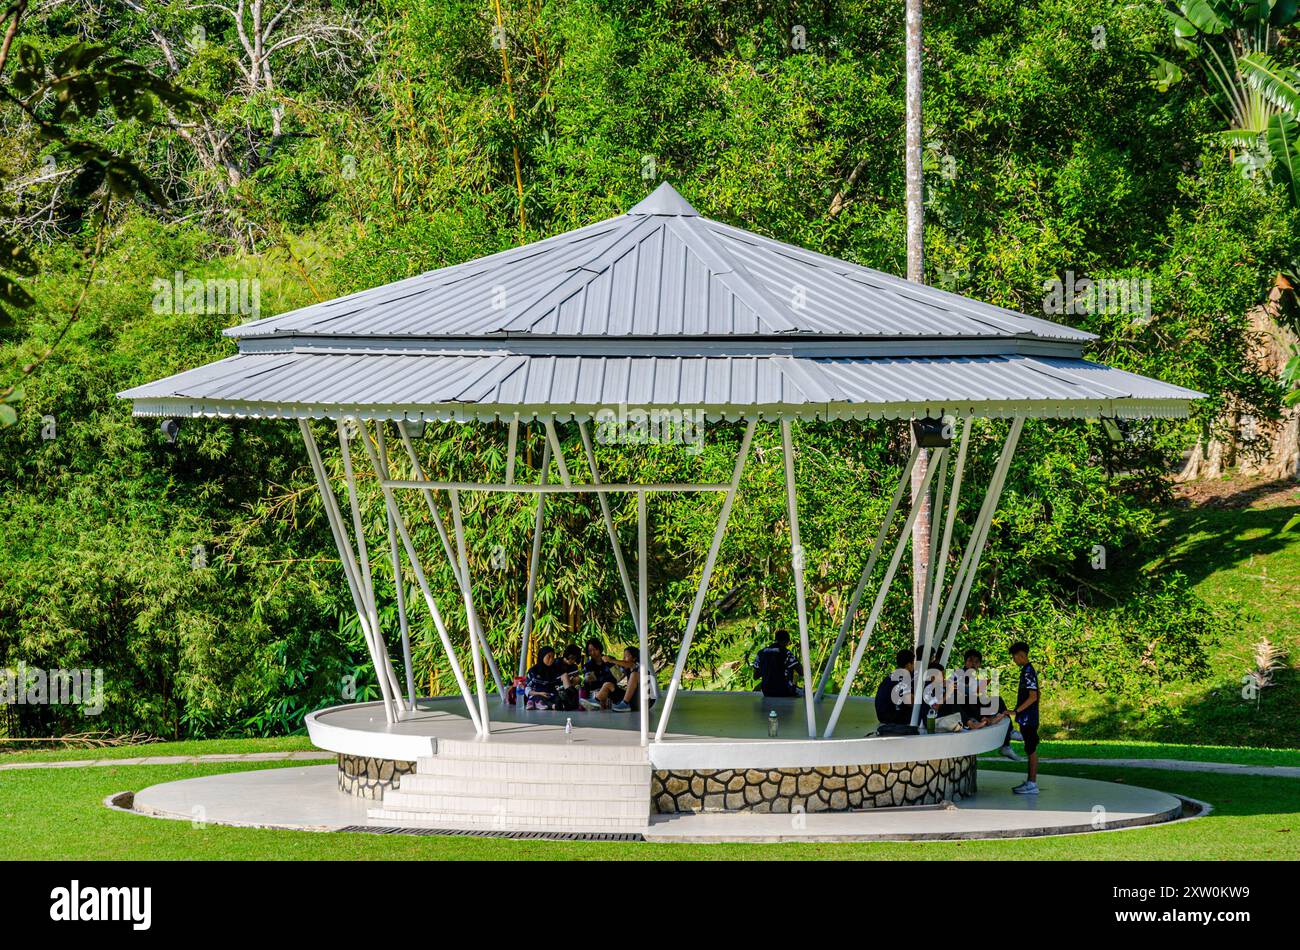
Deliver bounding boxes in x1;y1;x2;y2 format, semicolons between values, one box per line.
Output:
749;629;1016;757
874;646;1018;758
519;638;652;713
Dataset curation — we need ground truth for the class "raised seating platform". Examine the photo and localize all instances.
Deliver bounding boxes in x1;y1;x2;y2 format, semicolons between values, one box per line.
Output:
306;693;1011;830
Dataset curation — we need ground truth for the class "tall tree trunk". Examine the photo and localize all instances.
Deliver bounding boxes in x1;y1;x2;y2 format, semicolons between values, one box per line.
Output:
905;0;931;646
1180;282;1300;483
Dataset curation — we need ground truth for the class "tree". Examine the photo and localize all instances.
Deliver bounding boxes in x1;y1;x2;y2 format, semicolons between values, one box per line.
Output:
1158;0;1300;480
905;0;931;641
0;0;198;422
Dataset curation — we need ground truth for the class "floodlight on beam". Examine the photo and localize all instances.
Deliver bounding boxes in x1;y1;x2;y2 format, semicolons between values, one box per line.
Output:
911;417;952;449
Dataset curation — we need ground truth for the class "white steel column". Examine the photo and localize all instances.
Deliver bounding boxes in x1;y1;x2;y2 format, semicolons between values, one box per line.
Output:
815;446;921;700
637;490;649;747
519;439;550;676
781;419;817;737
351;427;485;734
937;416;1024;667
394;424;505;696
822;446;945;738
339;422;409;710
449;488;492;736
377;424;417;710
655;419;757;742
543;419;572;485
578;419;654;695
299;421;400;724
505;414;520;484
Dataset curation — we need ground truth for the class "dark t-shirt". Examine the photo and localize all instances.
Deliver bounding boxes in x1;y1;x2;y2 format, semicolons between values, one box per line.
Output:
753;645;799;697
1016;662;1040;726
874;669;911;724
583;657;619;687
526;662;561;694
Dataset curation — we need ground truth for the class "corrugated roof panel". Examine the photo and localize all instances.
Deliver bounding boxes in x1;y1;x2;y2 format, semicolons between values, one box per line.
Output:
222;184;1095;346
119;351;1202;420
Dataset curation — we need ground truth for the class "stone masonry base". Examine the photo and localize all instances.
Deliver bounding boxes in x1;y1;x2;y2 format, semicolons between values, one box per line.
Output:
651;755;977;813
337;754;416;799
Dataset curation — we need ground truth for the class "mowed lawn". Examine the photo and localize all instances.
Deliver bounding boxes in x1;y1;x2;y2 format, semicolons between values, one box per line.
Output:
1;755;1296;861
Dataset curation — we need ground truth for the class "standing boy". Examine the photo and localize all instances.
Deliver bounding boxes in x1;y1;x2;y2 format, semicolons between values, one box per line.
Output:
1008;641;1040;794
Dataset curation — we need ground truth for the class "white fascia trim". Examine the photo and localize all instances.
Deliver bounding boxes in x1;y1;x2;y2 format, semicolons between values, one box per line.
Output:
125;397;1194;423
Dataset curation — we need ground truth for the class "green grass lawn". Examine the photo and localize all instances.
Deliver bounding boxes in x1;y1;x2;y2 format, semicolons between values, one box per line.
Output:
1;757;1295;860
1044;496;1300;748
0;735;320;763
996;739;1300;768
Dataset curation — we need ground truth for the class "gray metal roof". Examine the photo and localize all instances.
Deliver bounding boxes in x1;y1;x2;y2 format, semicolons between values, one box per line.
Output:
119;182;1203;421
120;351;1201;422
225;182;1094;351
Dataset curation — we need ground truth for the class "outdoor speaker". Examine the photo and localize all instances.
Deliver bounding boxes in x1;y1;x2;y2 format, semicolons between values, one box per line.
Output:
911;417;951;448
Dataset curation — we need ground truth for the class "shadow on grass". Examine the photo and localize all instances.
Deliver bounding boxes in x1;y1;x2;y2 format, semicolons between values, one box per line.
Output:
1152;499;1300;592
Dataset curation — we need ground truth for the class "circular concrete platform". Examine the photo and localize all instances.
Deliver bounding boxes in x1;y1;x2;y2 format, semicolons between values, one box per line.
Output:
126;764;1190;842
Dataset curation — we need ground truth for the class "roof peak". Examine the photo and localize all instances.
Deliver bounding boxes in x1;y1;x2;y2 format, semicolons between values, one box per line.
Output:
627;181;699;216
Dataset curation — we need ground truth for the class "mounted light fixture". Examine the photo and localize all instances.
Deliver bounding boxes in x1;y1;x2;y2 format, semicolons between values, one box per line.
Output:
160;418;180;443
911;417;952;448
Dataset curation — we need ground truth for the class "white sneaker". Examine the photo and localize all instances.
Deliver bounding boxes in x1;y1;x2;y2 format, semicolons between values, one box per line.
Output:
1013;781;1039;795
999;745;1022;761
1010;729;1024;741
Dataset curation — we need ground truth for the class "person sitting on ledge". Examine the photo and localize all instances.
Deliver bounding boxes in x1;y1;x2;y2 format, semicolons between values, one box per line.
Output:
581;645;653;712
752;628;802;698
524;646;562;710
579;639;621;710
948;648;1020;761
611;645;655;713
874;648;915;725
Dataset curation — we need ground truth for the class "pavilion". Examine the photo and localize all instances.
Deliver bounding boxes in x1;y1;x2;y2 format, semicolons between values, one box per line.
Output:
119;183;1201;830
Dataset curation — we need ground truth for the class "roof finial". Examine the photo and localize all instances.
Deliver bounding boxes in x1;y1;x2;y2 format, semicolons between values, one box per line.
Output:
627;181;699;216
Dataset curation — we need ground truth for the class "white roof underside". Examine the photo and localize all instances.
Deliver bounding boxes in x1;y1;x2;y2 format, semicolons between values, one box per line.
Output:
119;183;1202;421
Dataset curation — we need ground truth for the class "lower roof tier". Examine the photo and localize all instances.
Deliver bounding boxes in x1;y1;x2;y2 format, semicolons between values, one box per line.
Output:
118;351;1203;422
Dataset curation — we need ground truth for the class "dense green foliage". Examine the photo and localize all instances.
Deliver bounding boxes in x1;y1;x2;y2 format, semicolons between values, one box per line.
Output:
1;1;1296;741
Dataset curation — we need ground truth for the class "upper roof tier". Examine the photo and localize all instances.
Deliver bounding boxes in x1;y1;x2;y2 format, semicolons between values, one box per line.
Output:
228;182;1094;357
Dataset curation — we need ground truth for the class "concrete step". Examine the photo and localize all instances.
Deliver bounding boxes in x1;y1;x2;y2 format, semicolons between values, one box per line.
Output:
375;739;652;833
429;738;649;765
399;774;646;801
366;808;647;833
413;756;648;786
379;790;649;820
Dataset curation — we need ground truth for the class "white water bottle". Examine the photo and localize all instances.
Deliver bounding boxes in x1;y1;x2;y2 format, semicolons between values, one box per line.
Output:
565;717;573;742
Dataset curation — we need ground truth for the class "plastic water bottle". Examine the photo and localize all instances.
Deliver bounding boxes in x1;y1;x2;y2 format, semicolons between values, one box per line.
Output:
768;710;779;738
565;717;573;742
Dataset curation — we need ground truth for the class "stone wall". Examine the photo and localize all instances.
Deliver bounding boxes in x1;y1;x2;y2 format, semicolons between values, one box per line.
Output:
651;756;976;813
337;754;416;799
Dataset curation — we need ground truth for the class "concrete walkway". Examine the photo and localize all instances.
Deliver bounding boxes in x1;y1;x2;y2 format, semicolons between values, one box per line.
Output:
981;755;1300;779
0;750;333;770
1048;757;1300;778
126;764;1187;841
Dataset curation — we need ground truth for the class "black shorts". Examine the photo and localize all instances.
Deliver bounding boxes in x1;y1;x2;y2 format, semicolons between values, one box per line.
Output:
1020;722;1039;756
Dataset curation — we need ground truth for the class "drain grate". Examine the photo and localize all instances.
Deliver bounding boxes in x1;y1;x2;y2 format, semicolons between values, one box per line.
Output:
339;825;644;842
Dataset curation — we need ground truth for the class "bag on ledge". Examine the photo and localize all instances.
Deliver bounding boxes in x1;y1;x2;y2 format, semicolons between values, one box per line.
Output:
873;723;920;736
